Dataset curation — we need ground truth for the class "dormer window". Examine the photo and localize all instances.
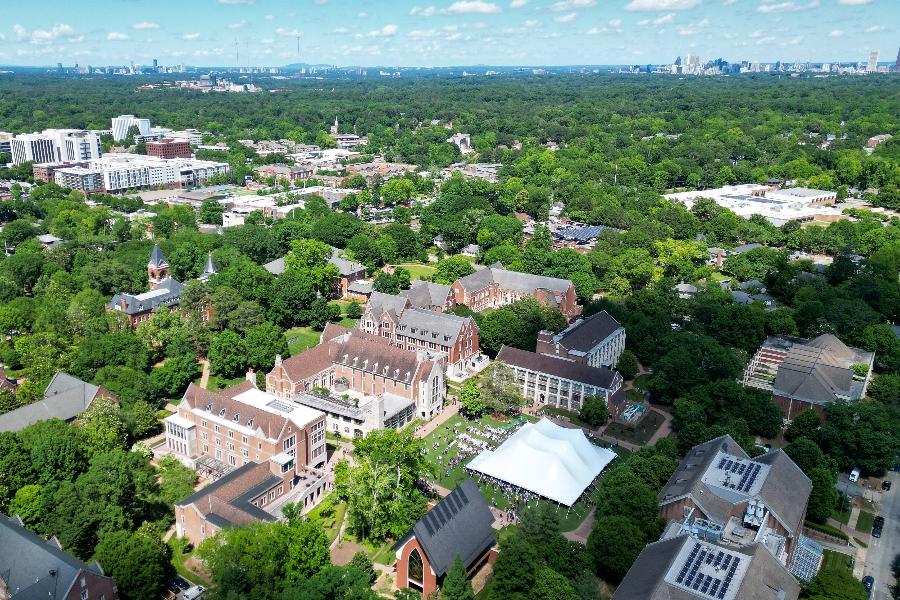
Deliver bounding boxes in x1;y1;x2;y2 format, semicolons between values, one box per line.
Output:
247;418;254;428
219;408;226;417
206;403;212;412
232;413;240;422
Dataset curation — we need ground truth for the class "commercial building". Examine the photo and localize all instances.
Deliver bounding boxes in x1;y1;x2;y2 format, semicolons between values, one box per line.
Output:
147;138;192;159
394;478;496;597
535;310;626;368
450;264;581;320
254;163;314;184
266;326;447;424
496;345;624;412
658;435;813;569
54;166;105;193
33;161;85;183
164;377;327;475
0;372;117;433
111;114;151;142
10;130;101;166
742;334;874;420
0;513;119;600
360;291;483;376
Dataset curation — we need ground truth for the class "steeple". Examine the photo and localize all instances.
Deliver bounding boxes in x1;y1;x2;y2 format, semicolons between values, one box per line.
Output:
199;252;217;283
147;244;169;289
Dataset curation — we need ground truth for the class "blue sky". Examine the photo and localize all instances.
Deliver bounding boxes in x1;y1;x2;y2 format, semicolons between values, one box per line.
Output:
0;0;896;67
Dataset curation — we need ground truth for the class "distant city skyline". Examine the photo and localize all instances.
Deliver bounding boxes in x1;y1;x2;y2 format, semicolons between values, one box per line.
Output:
0;0;896;68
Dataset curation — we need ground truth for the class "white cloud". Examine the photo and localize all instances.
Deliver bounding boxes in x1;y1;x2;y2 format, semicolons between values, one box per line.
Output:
107;31;129;41
510;0;528;6
358;12;368;17
14;23;82;45
333;27;349;34
608;18;623;26
446;32;463;40
368;24;399;37
411;5;438;15
182;32;200;40
524;19;540;27
653;13;675;24
264;15;275;20
219;0;255;4
586;27;600;34
551;0;595;10
228;20;247;29
555;12;577;21
756;0;819;13
275;27;303;36
838;0;871;4
625;0;701;10
828;29;844;37
865;25;885;32
756;35;776;44
444;1;501;14
132;22;160;30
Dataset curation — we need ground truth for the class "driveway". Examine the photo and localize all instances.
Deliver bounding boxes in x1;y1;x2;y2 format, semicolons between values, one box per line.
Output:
862;470;898;600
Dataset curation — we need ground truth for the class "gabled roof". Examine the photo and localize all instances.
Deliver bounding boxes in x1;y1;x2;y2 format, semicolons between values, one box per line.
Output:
396;308;472;347
264;248;365;278
177;461;279;528
182;381;292;441
454;266;573;294
496;345;619;389
0;513;110;600
366;291;410;320
401;280;452;309
333;331;433;385
279;342;338;381
0;372;113;432
106;277;184;315
772;333;871;405
551;310;623;353
405;478;495;578
148;243;168;267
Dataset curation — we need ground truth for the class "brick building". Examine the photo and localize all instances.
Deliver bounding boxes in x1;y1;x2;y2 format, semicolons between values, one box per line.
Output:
450;265;581;320
147;138;192;159
359;292;483;377
0;513;119;600
394;479;496;597
264;248;367;299
400;280;453;312
658;435;812;568
254;163;314;184
535;310;625;368
266;327;446;423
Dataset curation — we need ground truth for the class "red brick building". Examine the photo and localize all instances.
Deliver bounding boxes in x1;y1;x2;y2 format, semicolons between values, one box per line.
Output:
449;265;581;321
394;479;496;597
147;138;192;159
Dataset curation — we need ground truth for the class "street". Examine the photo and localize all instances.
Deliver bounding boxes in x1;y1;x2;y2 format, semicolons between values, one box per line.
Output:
863;470;898;600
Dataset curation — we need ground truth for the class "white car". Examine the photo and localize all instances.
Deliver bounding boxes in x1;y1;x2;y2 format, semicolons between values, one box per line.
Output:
849;468;860;483
182;585;205;600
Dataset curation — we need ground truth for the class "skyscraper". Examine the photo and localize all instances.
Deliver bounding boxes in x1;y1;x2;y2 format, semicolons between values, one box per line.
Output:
895;46;899;72
867;50;879;73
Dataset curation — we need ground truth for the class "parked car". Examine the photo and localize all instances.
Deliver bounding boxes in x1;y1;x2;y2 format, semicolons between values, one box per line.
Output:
882;480;892;491
183;585;205;600
862;575;874;596
871;526;882;539
874;515;885;528
849;468;860;483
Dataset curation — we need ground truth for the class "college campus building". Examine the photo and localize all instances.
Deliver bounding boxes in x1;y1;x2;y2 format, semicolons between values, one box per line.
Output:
535;310;626;368
450;264;581;320
360;292;483;377
496;345;624;412
265;326;447;435
394;478;496;597
0;372;117;433
658;435;814;570
264;249;367;299
742;334;874;420
0;514;119;600
400;280;453;312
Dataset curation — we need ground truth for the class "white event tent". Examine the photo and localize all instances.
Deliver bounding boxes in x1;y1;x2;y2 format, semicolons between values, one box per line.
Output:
466;418;617;506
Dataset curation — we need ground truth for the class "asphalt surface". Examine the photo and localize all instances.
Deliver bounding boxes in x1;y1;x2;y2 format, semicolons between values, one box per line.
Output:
863;470;898;600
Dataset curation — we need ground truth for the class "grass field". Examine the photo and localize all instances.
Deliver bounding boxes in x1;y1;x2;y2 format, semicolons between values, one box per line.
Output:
392;263;437;281
422;412;603;532
168;538;211;587
305;494;347;545
832;505;851;525
286;326;324;354
821;549;853;575
206;374;246;390
605;409;666;446
856;510;875;533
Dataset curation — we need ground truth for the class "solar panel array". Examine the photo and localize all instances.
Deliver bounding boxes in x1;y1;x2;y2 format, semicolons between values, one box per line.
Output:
715;456;762;493
420;482;470;537
671;541;743;600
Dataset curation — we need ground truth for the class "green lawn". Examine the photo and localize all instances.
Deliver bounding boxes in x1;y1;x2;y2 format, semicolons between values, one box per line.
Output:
821;549;853;575
625;389;645;403
286;326;323;354
168;537;211;587
392;263;437;281
206;374;246;391
831;505;851;525
305;494;347;545
855;510;875;533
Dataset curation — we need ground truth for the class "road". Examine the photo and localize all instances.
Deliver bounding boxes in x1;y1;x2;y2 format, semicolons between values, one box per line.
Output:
863;470;898;600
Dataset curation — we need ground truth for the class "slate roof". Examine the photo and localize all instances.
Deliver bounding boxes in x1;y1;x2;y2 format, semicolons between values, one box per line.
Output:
612;534;800;600
658;435;811;539
366;291;410;320
396;308;472;347
496;345;619;389
263;248;365;278
0;372;113;432
401;280;452;309
149;243;168;267
772;334;872;405
455;266;572;294
554;224;620;242
177;461;279;528
551;310;623;353
333;331;431;385
403;478;495;578
263;256;286;275
0;513;111;600
107;277;184;315
730;243;763;255
279;342;338;381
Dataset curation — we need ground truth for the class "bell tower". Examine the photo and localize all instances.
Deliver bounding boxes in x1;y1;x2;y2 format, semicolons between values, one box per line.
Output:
147;244;170;289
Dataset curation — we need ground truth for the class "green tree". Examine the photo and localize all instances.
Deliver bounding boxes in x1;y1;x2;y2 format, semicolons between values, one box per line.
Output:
530;565;579;600
94;529;171;600
244;322;289;372
579;395;609;427
587;515;645;583
785;409;821;442
441;555;475;600
347;551;377;585
433;256;476;285
9;484;44;531
198;199;225;225
801;566;867;600
209;330;247;377
615;349;640;380
806;466;839;523
458;378;486;418
346;301;363;320
75;395;127;457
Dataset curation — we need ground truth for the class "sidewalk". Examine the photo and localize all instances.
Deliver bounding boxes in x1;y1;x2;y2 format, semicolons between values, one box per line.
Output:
414;403;460;439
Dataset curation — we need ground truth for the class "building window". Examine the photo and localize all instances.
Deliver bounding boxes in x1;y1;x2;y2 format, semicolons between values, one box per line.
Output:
283;435;295;451
408;548;424;590
228;430;234;439
242;435;248;444
214;424;220;433
81;590;88;600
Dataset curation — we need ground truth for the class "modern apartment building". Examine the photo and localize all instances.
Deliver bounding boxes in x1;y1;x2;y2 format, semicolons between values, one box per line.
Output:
9;130;101;166
54;166;105;193
111;115;151;141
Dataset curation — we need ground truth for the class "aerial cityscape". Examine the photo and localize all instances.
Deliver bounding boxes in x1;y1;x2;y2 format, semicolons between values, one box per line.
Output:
0;1;897;600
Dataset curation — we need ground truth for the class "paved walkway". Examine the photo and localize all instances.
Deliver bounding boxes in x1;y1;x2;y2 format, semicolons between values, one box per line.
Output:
563;509;595;544
647;407;673;445
414;402;460;439
199;358;210;389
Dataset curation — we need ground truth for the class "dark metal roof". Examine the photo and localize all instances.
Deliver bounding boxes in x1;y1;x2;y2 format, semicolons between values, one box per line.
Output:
497;345;619;389
0;372;107;432
553;310;623;353
408;478;495;578
149;244;167;267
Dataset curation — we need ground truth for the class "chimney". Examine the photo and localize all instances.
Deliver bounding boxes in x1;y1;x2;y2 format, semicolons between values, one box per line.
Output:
246;368;256;387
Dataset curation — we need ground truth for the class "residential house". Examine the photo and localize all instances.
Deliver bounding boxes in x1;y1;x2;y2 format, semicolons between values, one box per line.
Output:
394;478;496;597
658;435;812;568
254;163;314;184
359;292;483;377
535;310;625;368
450;265;581;320
496;345;624;413
742;334;875;420
0;372;116;433
0;513;119;600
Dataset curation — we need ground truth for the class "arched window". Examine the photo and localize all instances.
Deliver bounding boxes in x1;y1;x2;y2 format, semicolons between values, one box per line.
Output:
408;548;424;591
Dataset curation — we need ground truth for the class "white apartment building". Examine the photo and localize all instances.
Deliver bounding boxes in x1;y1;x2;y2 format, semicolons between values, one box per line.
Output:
64;153;230;193
9;129;101;165
112;115;152;142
